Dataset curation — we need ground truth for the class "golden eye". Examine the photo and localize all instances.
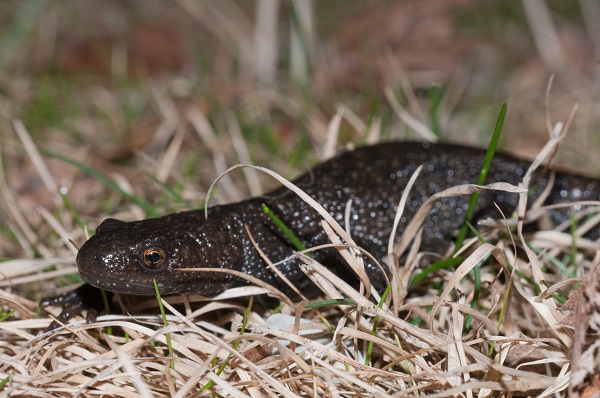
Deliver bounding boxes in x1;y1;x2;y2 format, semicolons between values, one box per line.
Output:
141;247;166;269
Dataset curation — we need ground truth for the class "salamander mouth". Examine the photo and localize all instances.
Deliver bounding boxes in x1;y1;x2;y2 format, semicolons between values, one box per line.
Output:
78;269;159;295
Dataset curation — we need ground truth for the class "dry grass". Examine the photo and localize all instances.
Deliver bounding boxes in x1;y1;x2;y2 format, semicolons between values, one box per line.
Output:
1;99;599;396
1;1;600;397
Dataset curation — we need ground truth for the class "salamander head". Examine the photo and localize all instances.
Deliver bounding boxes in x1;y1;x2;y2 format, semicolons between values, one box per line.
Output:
76;213;245;296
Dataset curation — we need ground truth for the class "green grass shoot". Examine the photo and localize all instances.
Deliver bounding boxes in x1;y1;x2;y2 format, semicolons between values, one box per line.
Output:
454;102;507;252
262;203;311;257
153;280;175;376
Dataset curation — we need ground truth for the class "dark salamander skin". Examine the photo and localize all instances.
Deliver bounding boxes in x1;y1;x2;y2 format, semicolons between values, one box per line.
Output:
76;142;600;297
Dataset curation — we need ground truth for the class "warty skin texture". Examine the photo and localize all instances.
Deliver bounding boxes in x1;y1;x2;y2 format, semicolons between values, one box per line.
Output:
76;142;600;297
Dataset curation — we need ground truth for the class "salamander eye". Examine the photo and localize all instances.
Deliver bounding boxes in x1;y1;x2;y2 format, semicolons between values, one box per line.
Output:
139;247;167;270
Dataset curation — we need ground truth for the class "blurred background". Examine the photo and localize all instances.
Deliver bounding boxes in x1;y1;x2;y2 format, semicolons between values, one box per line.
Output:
1;0;599;258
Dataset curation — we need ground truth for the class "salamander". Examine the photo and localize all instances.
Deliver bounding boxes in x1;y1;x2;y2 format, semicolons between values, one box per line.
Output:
74;142;600;298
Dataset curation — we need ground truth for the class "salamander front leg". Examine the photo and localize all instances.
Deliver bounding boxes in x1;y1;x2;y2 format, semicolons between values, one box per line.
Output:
40;283;112;330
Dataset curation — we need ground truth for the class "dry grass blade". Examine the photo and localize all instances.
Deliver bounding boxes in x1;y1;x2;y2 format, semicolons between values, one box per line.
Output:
253;0;279;85
522;0;566;71
430;243;510;332
388;164;423;311
568;251;600;397
227;111;263;196
512;123;575;348
384;86;437;142
178;266;295;307
12;120;59;207
321;105;343;160
243;223;306;299
395;182;527;257
320;221;377;297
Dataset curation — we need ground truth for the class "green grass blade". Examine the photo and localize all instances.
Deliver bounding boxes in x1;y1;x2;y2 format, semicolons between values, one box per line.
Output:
410;257;464;287
0;310;14;322
148;175;193;209
427;83;444;137
262;203;311;257
45;150;157;216
365;285;390;366
454;102;507;252
305;298;357;309
153;280;175;377
0;375;9;390
60;191;87;231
